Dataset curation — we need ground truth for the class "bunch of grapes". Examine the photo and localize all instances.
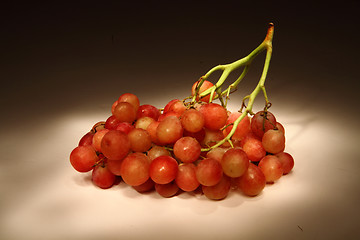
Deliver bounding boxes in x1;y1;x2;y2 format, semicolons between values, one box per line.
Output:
69;23;294;200
70;79;294;200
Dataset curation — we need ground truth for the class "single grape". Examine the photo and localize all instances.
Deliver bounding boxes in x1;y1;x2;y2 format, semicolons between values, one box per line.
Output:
78;132;94;146
105;115;121;130
223;112;251;141
135;116;155;130
221;148;249;178
206;147;228;163
120;152;150;186
155;181;179;198
173;137;201;163
115;122;134;134
258;155;283;183
163;99;180;114
156;116;183;145
196;158;223;186
113;102;137;123
191;80;214;103
128;128;152;152
262;129;285;154
118;93;140;112
137;104;161;120
132;178;155;193
201;128;224;148
111;100;118;115
199;103;228;131
175;163;200;192
101;130;130;160
158;111;182;121
146;120;161;145
180;108;205;133
242;137;266;162
147;146;171;161
275;152;294;174
92;164;116;189
149;155;178;184
202;175;231;200
236;163;266;196
107;159;123;176
183;128;206;144
275;122;285;134
251;111;277;138
70;145;98;172
92;129;109;152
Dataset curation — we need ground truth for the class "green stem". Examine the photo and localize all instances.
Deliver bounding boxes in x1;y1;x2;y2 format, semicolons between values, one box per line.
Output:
200;23;274;152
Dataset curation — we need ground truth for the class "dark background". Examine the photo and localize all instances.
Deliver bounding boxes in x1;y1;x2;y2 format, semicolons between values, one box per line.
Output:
1;1;359;240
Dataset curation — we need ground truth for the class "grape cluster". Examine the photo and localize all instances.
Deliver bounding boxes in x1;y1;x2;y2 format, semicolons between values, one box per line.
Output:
70;80;294;200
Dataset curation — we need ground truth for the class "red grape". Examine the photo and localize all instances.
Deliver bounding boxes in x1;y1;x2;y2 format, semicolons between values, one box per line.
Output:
120;153;150;186
128;128;152;152
113;102;137;123
137;104;161;120
155;181;179;198
206;147;227;163
221;148;249;178
175;163;200;192
196;158;223;186
262;129;285;154
92;164;116;189
92;129;109;152
251;111;276;138
118;93;140;112
223;112;251;141
156;116;183;145
199;103;228;130
191;80;214;103
258;155;283;183
107;159;123;176
115;122;134;134
70;145;98;172
149;156;178;184
132;178;155;193
173;137;201;163
78;132;94;146
101;130;130;160
105;115;121;130
202;175;231;200
236;163;266;196
147;146;171;161
242;137;266;162
180;108;205;133
135;116;155;130
275;152;294;174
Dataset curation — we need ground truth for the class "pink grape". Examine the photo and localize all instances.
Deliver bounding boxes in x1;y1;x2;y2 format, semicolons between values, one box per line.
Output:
147;146;171;161
173;137;201;163
206;147;227;163
120;153;150;186
107;159;123;176
223;112;251;141
115;122;134;134
202;175;231;200
191;80;214;103
128;128;152;152
113;102;137;123
275;152;294;174
132;178;155;193
92;164;116;189
221;148;249;178
78;132;94;146
155;181;179;198
180;108;205;133
101;130;130;160
156;116;183;145
149;156;178;184
236;163;266;196
105;115;121;130
251;111;276;138
175;163;200;192
201;128;224;147
146;120;161;145
196;158;223;186
137;104;161;120
135;116;155;130
262;129;285;154
118;93;140;112
70;145;98;172
92;129;109;152
163;99;180;113
258;155;283;183
183;128;206;144
242;137;266;162
199;103;228;130
158;111;181;121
